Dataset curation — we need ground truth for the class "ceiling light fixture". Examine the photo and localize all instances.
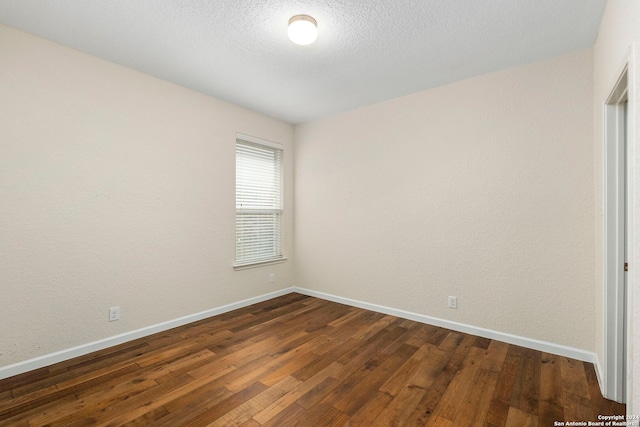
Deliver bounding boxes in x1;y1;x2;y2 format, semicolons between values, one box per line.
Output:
287;15;318;45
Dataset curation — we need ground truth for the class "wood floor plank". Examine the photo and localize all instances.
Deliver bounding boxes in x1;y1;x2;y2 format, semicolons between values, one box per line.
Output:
259;402;306;427
289;337;361;381
452;368;499;426
237;419;261;427
563;390;596;422
561;355;591;399
172;382;268;426
330;343;418;416
286;402;350;427
146;384;233;427
474;336;492;350
344;391;394;427
253;362;341;424
371;384;427;426
0;394;78;427
0;384;65;417
205;377;297;427
480;340;510;373
404;351;466;426
452;333;479;356
426;416;453;427
384;324;423;355
407;347;449;390
584;362;625;416
509;347;541;416
485;348;521;427
539;353;565;426
379;342;434;396
49;341;152;375
0;293;624;426
437;331;466;353
32;374;164;426
405;323;441;347
256;333;334;388
426;346;485;423
426;327;450;346
116;405;170;427
93;368;237;427
0;368;51;395
505;406;538;427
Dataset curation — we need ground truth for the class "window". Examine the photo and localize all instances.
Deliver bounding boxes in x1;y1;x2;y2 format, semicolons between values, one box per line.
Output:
235;134;284;268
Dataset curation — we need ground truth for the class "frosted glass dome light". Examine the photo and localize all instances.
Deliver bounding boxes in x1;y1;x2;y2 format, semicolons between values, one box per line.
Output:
288;15;318;45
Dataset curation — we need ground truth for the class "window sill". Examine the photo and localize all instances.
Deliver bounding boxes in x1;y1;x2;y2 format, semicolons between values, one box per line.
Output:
233;257;288;271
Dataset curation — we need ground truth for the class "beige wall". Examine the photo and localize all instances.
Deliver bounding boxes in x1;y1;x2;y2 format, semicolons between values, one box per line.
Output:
295;49;595;350
0;24;295;367
594;0;640;411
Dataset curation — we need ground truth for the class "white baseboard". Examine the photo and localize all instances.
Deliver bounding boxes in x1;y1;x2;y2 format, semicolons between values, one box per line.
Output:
292;287;597;364
1;285;598;381
0;287;295;381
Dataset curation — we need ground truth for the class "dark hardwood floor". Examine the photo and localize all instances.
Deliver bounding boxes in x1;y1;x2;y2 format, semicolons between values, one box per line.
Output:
0;293;625;426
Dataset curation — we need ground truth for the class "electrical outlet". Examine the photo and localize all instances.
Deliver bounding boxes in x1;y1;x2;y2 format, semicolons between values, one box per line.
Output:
447;296;457;309
109;306;120;321
269;273;275;283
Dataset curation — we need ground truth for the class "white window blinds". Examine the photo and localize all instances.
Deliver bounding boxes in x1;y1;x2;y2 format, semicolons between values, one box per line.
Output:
235;137;283;266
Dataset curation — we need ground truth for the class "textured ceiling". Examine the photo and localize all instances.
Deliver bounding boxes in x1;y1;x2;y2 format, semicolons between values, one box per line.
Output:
0;0;606;124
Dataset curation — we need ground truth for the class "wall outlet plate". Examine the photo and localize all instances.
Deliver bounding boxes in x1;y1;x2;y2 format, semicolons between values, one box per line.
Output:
447;296;457;309
109;306;120;321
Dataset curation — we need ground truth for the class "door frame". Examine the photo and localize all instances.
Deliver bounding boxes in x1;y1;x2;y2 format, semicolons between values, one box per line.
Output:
603;52;634;403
